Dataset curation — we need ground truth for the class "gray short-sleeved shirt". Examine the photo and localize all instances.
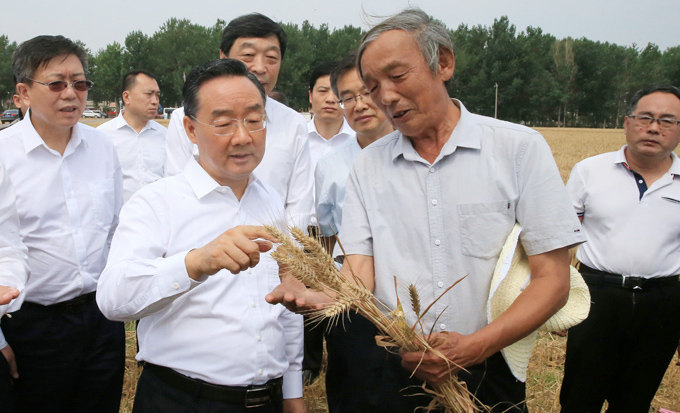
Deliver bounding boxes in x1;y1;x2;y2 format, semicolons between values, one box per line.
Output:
340;100;584;335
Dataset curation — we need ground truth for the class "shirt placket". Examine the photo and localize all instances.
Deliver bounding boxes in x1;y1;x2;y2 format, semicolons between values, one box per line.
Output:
61;157;88;274
237;196;269;380
426;164;448;332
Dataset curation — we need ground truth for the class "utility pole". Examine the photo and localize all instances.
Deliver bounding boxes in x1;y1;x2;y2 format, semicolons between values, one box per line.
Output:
494;83;498;119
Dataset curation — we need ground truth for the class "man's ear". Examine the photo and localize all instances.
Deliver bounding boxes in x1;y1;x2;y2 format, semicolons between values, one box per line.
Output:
437;49;455;83
219;50;228;59
184;116;198;145
16;83;31;108
122;91;131;107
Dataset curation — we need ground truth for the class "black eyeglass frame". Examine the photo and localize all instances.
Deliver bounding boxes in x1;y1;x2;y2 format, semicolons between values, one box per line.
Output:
628;114;680;129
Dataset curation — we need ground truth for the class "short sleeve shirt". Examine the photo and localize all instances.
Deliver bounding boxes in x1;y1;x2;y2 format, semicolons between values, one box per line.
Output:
340;100;584;334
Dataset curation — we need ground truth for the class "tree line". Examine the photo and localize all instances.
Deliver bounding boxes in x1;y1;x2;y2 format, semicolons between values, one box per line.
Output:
1;16;678;128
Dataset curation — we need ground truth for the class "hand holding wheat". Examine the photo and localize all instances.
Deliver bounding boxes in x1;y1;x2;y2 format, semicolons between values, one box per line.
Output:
263;224;482;413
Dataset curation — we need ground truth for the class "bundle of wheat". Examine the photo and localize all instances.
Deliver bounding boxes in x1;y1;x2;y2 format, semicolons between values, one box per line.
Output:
264;225;482;413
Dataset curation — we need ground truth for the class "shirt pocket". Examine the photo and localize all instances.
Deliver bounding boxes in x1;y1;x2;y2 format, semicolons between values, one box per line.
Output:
457;200;513;259
88;179;115;230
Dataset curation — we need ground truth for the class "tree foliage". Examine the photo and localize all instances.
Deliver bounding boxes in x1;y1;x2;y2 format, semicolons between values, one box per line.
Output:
2;16;678;127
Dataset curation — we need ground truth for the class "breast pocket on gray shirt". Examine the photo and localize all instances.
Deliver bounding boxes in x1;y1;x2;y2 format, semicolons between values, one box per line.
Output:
457;200;513;259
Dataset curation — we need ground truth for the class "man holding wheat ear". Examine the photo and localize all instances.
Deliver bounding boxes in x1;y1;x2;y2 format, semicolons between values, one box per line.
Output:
267;8;584;412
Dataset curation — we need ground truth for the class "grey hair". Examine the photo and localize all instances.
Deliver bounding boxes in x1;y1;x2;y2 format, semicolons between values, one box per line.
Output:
357;8;453;78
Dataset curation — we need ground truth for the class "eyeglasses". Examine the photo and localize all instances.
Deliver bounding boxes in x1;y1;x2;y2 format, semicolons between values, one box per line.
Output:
27;78;94;92
190;114;267;136
338;91;371;109
629;115;680;129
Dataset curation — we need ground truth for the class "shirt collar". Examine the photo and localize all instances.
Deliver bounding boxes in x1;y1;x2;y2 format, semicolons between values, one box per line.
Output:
615;144;680;176
116;111;159;132
308;116;354;139
392;99;481;163
182;157;268;200
21;108;87;154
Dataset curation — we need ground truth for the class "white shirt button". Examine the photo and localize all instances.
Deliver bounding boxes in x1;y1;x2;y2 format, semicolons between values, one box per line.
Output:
429;168;435;173
434;239;441;246
248;269;253;274
257;335;262;341
252;302;257;307
431;199;438;205
437;281;444;288
219;188;227;193
258;369;263;375
638;179;643;184
172;282;180;290
440;324;446;330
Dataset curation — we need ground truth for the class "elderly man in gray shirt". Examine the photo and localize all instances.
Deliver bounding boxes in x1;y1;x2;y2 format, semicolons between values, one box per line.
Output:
268;8;584;412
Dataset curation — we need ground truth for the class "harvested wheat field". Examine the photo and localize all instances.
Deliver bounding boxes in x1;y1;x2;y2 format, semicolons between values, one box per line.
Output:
116;127;680;413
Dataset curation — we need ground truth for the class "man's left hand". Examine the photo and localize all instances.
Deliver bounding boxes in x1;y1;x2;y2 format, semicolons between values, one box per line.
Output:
0;286;19;306
399;331;486;385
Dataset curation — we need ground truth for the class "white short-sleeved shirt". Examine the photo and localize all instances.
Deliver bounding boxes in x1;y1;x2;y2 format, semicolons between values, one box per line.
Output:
97;158;303;398
0;114;123;305
567;146;680;277
340;100;584;335
97;113;167;202
164;99;314;227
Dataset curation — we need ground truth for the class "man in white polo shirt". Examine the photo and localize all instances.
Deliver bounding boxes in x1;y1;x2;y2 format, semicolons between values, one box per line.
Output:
98;70;166;202
164;13;313;228
0;35;124;412
560;85;680;413
98;59;304;413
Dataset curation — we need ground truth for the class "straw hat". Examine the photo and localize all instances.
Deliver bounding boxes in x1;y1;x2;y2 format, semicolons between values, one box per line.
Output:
487;223;591;382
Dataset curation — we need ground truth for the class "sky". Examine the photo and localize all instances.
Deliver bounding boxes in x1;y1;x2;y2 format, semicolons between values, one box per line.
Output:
3;0;678;53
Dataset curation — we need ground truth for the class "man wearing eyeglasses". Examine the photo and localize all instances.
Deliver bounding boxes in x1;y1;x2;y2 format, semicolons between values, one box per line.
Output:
97;59;304;413
98;70;167;203
560;84;680;413
0;35;125;412
164;13;313;231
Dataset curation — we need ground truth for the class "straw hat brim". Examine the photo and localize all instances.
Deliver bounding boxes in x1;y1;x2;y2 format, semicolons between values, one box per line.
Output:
487;223;591;382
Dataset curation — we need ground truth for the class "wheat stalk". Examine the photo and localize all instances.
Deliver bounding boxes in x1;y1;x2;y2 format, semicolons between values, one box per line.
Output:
264;225;481;413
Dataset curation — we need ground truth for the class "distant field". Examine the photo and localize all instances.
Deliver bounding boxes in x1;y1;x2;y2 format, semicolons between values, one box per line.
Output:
109;125;680;413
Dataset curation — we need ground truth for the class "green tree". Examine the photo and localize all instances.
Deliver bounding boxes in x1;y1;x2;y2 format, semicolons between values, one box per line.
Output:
0;35;18;109
89;42;126;109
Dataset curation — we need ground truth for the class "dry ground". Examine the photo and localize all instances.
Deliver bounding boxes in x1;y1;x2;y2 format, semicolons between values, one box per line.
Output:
91;122;679;413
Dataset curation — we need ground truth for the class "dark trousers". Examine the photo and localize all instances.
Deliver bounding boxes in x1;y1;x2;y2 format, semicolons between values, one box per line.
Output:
560;280;680;412
325;311;527;413
133;367;284;413
302;317;325;376
1;296;125;413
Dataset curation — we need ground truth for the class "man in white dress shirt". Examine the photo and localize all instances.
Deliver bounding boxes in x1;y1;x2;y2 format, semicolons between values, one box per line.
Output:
0;160;28;410
559;85;680;413
98;69;167;202
0;35;124;412
307;62;354;169
164;13;313;228
98;59;304;413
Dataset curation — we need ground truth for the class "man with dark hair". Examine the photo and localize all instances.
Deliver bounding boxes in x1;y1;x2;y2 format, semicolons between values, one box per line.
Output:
98;69;167;202
98;59;304;413
268;8;584;412
307;62;353;168
0;34;124;412
559;84;680;413
313;50;395;412
302;61;354;383
165;13;313;229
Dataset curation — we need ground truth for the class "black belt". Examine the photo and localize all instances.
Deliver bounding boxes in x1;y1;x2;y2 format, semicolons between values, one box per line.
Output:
23;291;96;312
145;362;283;408
579;264;679;291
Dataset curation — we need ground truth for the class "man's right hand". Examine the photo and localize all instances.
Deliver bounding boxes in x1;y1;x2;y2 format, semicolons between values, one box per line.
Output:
1;345;18;379
185;226;278;280
0;286;20;306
